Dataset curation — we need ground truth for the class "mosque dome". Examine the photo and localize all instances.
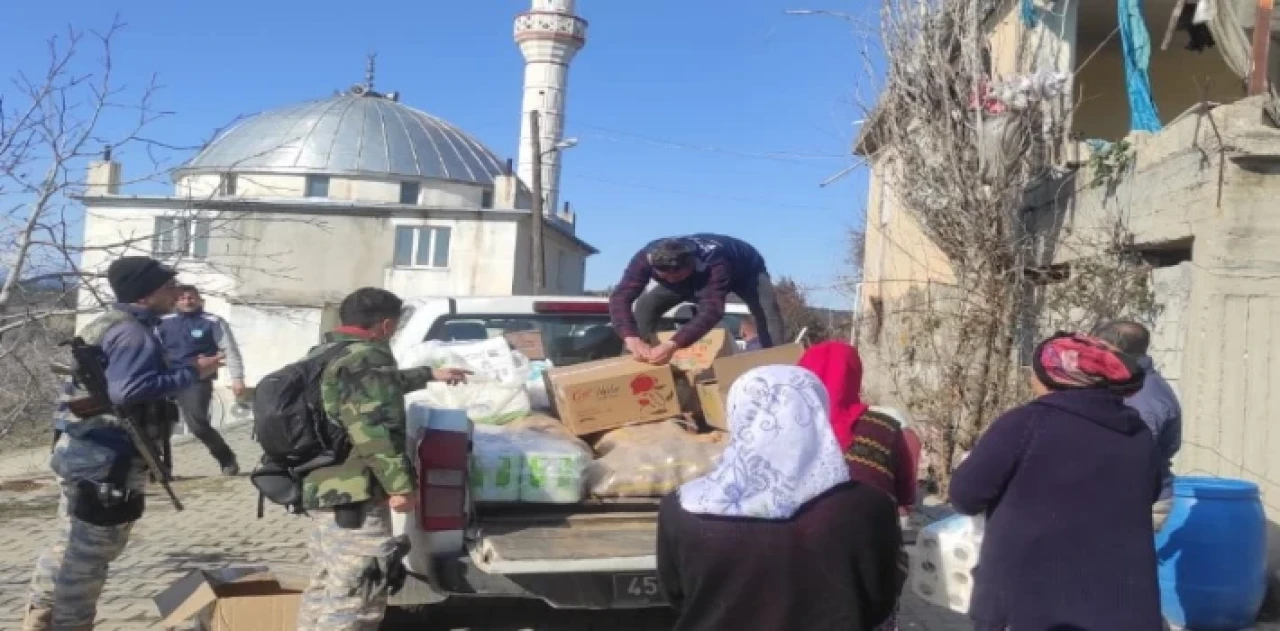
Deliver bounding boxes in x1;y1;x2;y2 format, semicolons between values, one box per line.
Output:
175;85;508;187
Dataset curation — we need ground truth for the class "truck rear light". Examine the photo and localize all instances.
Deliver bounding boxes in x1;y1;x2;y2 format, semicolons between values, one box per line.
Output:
532;301;609;314
417;427;469;532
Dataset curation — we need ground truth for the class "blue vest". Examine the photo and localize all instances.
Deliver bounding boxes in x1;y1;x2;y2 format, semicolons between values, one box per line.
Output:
157;310;220;366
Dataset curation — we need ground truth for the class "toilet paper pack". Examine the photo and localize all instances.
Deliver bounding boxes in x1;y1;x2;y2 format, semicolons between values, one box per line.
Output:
911;514;985;614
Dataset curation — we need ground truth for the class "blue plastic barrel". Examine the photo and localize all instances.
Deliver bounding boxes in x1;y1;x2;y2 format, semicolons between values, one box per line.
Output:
1155;476;1267;630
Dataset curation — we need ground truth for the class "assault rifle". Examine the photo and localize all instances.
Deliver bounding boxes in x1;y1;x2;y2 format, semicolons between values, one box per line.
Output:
60;336;184;511
358;534;412;599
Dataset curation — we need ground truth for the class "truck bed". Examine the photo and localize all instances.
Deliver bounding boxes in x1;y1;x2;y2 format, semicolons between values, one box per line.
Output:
471;500;661;572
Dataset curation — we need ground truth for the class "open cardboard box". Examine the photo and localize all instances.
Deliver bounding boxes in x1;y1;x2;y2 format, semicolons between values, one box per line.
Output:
154;564;309;631
696;343;808;430
656;327;735;382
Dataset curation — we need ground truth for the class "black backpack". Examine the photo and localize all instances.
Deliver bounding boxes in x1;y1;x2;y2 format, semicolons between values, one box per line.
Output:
248;341;355;515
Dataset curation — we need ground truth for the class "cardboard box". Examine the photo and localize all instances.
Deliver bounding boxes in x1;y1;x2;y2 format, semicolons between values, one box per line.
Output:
695;343;808;430
657;327;735;380
504;330;546;360
546;357;681;435
707;343;806;390
696;381;727;429
154;565;308;631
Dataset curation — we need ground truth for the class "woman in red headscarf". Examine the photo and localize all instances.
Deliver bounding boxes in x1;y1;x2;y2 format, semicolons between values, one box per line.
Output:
798;341;918;511
799;341;917;631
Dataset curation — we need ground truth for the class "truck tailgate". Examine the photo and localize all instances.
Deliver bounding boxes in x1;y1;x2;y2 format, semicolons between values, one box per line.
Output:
471;510;658;574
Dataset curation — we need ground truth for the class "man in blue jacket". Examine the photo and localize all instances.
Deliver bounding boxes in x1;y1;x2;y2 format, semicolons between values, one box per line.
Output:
157;285;245;475
23;256;223;631
609;234;785;366
1095;320;1183;532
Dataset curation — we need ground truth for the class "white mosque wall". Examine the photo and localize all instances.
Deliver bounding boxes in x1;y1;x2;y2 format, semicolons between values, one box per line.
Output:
175;173;490;208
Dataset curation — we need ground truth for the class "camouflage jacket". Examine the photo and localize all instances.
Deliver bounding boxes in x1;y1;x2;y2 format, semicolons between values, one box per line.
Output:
301;331;435;510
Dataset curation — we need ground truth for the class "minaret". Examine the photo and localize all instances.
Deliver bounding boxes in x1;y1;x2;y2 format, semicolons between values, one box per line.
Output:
514;0;586;218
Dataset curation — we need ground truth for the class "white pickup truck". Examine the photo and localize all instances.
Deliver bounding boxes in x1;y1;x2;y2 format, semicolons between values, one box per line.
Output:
384;295;751;615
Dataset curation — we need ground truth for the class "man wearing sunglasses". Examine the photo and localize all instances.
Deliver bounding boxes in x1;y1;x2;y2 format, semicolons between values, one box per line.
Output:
609;234;785;366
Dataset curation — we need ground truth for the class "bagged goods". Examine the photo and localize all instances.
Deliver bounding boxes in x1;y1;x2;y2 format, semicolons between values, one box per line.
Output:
470;426;521;502
910;513;985;614
415;381;531;426
400;339;535;425
468;415;593;504
586;421;727;499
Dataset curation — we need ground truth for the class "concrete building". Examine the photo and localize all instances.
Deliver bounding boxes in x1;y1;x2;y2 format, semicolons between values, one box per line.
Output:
857;0;1280;567
74;0;595;401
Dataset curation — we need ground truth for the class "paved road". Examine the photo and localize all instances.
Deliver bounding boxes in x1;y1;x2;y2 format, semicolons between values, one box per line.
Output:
0;423;970;630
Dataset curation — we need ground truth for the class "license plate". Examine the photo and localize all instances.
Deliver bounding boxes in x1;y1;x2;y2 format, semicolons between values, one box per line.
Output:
611;572;665;606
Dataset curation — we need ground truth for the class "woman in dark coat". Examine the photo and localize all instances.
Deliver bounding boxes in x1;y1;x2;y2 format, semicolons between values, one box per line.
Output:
657;365;903;631
949;332;1165;631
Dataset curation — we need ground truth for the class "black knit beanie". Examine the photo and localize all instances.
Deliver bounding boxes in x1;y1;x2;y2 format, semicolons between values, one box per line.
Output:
107;256;176;303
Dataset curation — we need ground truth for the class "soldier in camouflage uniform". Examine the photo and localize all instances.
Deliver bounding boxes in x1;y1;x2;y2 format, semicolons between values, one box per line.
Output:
22;257;223;631
296;287;468;631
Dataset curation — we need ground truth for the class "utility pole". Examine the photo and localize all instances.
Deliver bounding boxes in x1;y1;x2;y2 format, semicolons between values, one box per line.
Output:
1249;0;1275;95
529;110;546;294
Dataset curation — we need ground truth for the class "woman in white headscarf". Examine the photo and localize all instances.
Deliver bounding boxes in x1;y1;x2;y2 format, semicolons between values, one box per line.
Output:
657;365;903;631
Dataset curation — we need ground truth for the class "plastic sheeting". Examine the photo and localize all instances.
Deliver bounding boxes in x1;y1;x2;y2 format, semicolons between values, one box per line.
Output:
1119;0;1164;132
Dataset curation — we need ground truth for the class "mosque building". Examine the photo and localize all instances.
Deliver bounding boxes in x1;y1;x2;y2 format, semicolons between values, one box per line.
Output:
75;0;591;386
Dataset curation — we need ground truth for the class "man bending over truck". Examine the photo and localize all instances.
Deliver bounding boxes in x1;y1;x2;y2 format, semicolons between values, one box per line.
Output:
609;234;785;365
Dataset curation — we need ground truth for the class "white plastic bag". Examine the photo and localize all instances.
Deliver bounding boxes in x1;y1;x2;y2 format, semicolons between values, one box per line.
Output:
415;381;531;426
586;421;727;498
399;338;533;385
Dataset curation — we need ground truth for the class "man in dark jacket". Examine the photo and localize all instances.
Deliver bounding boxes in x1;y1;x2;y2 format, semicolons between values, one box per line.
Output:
23;256;223;631
157;285;244;475
609;234;785;365
1095;320;1183;531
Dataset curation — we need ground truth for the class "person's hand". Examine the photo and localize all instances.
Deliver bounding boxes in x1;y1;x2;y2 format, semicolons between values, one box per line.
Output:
231;379;246;398
388;493;417;513
195;354;224;379
624;336;652;360
647;341;679;366
431;367;472;385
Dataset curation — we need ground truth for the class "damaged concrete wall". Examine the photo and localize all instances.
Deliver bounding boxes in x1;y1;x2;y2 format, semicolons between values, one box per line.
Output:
1030;95;1280;567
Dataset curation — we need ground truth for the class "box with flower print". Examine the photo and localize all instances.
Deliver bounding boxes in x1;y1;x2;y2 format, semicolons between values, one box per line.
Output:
546;357;681;436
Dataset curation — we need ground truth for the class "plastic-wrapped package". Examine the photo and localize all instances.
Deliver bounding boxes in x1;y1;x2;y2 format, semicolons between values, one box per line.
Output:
525;359;554;410
468;415;593;504
910;513;985;614
470;425;522;502
586;421;727;499
508;415;593;503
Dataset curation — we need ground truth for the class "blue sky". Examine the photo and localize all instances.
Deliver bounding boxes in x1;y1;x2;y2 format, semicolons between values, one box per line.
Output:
2;0;881;308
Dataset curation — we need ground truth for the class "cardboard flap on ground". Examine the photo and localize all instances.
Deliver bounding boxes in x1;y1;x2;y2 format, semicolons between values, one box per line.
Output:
546;357;681;435
155;564;309;631
657;327;735;380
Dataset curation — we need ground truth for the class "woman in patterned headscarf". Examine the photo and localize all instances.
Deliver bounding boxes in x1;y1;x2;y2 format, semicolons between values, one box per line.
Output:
657;365;903;631
949;332;1164;631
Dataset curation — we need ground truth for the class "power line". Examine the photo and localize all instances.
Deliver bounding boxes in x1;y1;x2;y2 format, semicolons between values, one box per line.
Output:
569;173;855;213
579;124;852;164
